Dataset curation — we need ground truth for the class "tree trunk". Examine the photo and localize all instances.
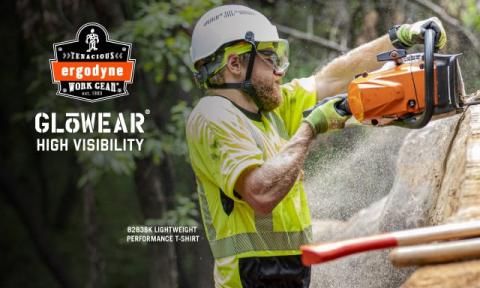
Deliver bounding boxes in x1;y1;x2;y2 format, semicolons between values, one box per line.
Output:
134;158;178;288
0;163;77;288
83;180;105;288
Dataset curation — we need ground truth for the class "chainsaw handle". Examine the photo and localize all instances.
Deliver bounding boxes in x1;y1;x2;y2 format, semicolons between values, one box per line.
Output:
303;94;352;117
394;28;436;129
334;97;352;117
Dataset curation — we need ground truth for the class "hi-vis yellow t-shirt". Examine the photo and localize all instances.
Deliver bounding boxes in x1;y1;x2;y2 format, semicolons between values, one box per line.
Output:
186;76;317;287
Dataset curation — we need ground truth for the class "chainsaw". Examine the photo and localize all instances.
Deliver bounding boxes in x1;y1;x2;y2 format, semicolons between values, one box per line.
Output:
335;28;473;128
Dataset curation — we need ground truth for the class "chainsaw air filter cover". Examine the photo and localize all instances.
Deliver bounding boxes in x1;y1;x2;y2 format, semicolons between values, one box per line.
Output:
347;52;465;126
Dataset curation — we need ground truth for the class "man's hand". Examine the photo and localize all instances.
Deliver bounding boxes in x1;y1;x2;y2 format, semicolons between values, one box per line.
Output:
391;17;447;49
303;96;349;135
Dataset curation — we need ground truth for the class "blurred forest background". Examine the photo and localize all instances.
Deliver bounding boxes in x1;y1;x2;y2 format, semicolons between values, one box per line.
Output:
1;0;479;287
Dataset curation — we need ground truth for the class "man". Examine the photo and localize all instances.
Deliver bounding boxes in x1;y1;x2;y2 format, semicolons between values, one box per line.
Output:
186;4;446;287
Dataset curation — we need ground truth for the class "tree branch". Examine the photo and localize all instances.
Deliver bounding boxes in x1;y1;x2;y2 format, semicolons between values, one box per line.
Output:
274;23;349;53
412;0;480;57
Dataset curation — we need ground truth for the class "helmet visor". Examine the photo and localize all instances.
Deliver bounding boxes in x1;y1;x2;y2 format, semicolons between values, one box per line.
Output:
256;39;289;74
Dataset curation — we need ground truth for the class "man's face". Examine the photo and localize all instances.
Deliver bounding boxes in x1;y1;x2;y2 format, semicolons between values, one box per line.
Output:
250;53;284;112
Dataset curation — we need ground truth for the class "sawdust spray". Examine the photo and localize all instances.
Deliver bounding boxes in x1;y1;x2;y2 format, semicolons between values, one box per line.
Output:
304;124;409;221
303;124;411;288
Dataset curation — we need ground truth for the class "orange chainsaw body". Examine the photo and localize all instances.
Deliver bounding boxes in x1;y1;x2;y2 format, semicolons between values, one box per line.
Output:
348;62;438;125
342;49;464;127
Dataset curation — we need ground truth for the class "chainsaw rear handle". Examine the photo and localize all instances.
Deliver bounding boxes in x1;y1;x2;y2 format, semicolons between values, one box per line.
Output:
393;28;436;129
334;96;351;117
303;94;352;118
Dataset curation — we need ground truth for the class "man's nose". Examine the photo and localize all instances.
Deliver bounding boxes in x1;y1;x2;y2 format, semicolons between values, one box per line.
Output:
273;69;285;77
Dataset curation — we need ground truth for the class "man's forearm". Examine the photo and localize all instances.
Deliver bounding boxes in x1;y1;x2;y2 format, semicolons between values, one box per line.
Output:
236;123;314;214
315;34;394;100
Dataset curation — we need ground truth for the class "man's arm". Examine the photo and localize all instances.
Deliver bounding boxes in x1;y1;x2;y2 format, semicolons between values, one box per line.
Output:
315;35;394;100
314;16;448;101
235;123;314;215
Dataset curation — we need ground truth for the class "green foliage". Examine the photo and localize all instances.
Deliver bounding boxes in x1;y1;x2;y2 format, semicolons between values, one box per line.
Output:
462;0;480;31
114;0;219;167
140;101;192;165
77;148;137;187
116;0;221;92
167;101;192;158
146;195;199;227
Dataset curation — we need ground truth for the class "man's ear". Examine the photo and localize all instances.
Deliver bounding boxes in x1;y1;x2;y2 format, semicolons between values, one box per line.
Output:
225;54;244;77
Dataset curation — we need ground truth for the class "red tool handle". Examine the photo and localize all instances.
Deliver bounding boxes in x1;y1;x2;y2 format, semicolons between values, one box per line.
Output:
301;234;398;266
301;220;480;266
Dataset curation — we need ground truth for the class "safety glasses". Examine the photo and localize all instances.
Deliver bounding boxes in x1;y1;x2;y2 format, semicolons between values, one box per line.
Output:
256;39;290;74
217;39;290;75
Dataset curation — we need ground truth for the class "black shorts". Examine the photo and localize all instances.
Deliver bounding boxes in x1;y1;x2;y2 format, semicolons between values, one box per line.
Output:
239;255;311;288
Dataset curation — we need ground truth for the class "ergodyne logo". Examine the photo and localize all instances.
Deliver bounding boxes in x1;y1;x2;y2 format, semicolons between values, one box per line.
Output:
50;22;136;102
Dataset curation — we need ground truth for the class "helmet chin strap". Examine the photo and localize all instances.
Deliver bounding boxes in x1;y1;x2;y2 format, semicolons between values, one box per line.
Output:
207;31;264;112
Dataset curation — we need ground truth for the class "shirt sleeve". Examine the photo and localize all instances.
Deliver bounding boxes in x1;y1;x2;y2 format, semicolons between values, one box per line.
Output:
276;76;318;137
186;106;264;201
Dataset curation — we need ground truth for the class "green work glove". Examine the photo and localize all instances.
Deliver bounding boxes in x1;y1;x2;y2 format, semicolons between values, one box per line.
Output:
302;96;349;135
390;17;447;49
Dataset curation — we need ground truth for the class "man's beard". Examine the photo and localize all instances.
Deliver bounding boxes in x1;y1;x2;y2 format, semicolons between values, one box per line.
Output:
253;76;282;112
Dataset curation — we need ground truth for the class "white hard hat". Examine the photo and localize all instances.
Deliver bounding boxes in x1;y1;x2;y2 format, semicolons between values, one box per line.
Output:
190;4;280;64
